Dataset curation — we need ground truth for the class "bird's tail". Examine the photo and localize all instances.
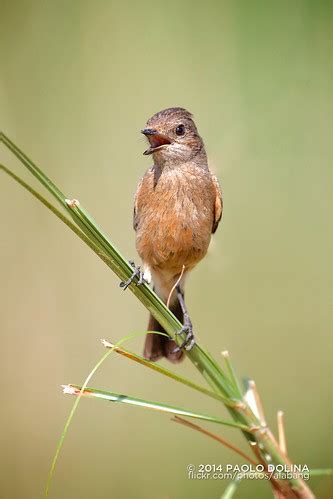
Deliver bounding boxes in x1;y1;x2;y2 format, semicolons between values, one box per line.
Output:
143;299;184;363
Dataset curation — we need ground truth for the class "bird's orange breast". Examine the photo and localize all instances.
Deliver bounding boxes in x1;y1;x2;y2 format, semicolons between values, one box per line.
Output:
135;165;215;273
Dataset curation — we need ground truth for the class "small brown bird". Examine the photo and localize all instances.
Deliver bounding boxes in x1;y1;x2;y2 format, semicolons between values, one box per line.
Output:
131;107;222;362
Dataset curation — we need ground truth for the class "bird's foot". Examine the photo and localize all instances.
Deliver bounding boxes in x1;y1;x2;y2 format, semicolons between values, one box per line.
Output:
120;260;146;290
173;315;196;352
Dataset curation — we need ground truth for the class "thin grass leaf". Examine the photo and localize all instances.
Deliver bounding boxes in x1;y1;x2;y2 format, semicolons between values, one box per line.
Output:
64;385;255;432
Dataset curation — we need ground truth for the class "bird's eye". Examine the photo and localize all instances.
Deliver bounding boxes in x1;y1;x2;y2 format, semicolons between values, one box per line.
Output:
175;124;185;136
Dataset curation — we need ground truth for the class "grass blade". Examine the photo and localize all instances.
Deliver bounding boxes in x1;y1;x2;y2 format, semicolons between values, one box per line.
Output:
64;384;255;432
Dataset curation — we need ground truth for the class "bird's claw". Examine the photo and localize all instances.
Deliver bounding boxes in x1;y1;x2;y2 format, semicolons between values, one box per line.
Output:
172;323;196;353
120;260;146;290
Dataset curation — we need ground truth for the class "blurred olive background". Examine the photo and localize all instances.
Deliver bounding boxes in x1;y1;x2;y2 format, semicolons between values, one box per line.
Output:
1;1;332;498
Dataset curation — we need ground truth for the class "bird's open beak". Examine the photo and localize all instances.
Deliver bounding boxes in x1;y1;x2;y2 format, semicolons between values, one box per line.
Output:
141;128;171;155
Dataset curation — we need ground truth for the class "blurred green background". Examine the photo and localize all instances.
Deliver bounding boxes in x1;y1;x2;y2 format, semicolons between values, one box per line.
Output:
1;1;332;498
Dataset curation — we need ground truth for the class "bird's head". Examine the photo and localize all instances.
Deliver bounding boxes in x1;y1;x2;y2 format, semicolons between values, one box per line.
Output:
141;107;205;166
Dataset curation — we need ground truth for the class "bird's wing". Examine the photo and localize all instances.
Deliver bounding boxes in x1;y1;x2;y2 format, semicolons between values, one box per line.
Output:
211;173;223;233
